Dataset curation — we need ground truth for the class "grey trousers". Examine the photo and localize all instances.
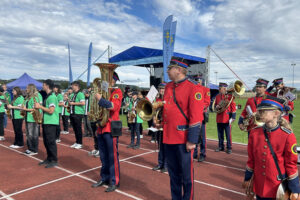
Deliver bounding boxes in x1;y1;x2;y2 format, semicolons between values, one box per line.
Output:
25;122;39;153
83;115;93;135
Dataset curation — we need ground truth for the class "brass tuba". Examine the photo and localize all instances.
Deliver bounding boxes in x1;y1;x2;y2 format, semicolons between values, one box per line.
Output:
89;63;118;127
213;80;245;114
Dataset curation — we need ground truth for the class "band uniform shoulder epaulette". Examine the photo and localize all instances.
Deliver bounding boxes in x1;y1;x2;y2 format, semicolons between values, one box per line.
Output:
187;78;198;85
281;126;292;134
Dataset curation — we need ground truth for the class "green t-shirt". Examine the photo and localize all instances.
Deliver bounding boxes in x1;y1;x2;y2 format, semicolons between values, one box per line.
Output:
69;91;85;115
56;93;63;114
0;95;5;113
43;93;59;125
26;96;42;123
61;100;70;116
12;96;24;119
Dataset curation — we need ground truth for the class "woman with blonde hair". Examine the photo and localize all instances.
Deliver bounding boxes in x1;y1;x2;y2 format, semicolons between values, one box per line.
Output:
22;84;42;155
243;96;300;200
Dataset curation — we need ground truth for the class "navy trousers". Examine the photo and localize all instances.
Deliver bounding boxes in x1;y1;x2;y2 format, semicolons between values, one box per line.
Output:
165;144;194;200
157;131;167;169
194;122;206;158
130;122;140;146
98;133;120;186
217;123;232;150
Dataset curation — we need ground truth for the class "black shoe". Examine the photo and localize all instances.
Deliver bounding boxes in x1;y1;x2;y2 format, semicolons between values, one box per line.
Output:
215;148;224;152
226;149;232;154
105;185;118;192
127;144;134;148
38;160;50;166
83;133;92;137
92;180;108;188
45;162;57;168
152;165;162;171
198;155;205;162
160;168;167;173
133;145;140;149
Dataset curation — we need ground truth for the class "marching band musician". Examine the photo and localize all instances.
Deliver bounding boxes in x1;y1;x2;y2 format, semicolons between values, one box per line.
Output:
69;81;85;149
238;78;269;135
83;89;93;138
0;86;5;141
60;93;70;135
214;82;236;154
22;84;42;155
126;91;142;149
34;79;59;168
53;85;63;143
2;84;11;130
7;87;24;149
152;82;167;173
92;72;123;192
156;57;204;200
243;96;300;200
193;75;211;162
267;78;294;123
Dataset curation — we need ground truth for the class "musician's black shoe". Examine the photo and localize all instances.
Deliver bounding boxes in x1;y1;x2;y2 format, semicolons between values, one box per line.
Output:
215;148;224;152
226;149;232;154
38;160;50;166
133;145;140;149
198;155;205;162
92;180;108;188
152;165;162;171
127;144;134;148
105;184;118;192
45;161;57;168
83;133;92;137
160;168;167;173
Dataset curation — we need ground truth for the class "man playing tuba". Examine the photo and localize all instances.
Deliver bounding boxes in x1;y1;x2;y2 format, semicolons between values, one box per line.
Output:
92;71;123;193
214;82;236;154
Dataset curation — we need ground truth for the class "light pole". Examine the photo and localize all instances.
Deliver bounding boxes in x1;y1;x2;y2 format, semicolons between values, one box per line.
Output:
291;63;296;87
214;71;218;84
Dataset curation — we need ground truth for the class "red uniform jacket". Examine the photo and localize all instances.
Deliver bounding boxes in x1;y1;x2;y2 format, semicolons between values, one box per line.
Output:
247;126;298;198
240;96;264;131
214;94;236;123
200;86;210;112
97;88;123;134
163;78;204;144
268;92;294;121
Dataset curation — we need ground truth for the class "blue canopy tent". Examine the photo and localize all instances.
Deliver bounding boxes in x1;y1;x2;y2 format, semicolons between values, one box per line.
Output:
7;73;43;90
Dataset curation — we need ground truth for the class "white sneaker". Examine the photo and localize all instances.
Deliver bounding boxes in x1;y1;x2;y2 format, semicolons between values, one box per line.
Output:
74;144;82;149
24;149;31;154
29;152;38;156
64;131;69;134
140;135;143;139
88;149;97;156
94;151;100;157
56;139;61;143
9;144;16;148
150;140;155;143
60;131;65;134
12;145;24;149
0;136;5;141
70;143;78;148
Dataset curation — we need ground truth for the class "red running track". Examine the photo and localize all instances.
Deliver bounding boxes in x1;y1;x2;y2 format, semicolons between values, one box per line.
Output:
0;121;299;200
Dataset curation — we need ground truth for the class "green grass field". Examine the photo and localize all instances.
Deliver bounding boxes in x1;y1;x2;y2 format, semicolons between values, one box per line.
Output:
120;98;300;144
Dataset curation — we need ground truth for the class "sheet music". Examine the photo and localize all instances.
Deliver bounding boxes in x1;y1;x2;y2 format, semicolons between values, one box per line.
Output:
284;91;296;102
246;105;253;116
146;85;158;103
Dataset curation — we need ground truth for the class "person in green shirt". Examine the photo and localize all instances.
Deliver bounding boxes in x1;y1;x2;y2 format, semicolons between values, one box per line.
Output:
60;93;70;134
7;86;24;148
127;91;143;149
69;81;85;149
34;79;59;168
0;86;6;141
53;85;63;143
83;89;93;137
2;84;11;129
22;84;41;155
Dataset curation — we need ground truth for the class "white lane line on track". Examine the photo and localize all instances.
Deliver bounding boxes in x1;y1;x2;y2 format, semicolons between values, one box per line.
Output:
0;191;14;200
0;143;151;200
123;160;245;196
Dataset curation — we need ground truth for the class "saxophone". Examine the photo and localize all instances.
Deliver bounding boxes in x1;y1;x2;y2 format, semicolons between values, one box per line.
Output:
89;63;119;127
31;95;43;124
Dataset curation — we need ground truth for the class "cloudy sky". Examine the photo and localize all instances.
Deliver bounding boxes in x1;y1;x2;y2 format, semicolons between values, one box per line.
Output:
0;0;299;89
